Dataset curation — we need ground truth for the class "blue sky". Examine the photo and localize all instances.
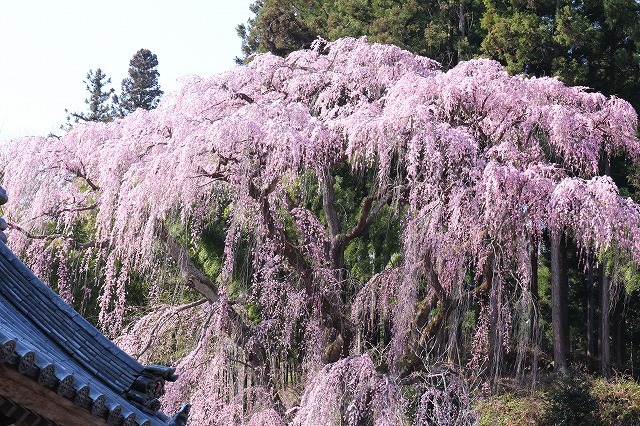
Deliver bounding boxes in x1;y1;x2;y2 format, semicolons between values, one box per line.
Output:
0;0;254;141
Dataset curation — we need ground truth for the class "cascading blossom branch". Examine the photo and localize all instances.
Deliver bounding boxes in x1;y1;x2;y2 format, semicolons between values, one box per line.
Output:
2;37;640;424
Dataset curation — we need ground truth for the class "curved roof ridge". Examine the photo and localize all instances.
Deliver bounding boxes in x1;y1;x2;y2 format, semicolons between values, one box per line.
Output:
0;241;143;391
0;185;189;426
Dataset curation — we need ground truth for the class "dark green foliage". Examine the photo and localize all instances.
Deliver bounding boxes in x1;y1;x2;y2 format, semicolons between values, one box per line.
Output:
63;68;116;128
545;374;598;425
478;374;640;425
194;219;227;281
341;187;401;284
239;0;640;111
64;50;163;129
481;0;640;112
236;0;315;61
236;0;486;67
116;49;163;115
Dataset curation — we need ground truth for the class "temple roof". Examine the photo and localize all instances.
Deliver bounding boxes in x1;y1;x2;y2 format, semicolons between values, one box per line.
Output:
0;190;189;426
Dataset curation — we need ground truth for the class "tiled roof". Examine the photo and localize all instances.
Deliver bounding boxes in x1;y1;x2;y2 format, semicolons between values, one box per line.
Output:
0;188;189;426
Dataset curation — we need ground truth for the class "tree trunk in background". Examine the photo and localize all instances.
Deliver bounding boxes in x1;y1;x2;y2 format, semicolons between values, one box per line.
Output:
551;232;569;375
598;155;612;378
530;239;540;386
600;268;612;379
587;257;597;357
531;239;539;327
488;282;500;383
457;3;466;62
613;283;626;367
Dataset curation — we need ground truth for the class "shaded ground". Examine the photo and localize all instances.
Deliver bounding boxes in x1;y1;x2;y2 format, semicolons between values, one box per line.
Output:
476;372;640;425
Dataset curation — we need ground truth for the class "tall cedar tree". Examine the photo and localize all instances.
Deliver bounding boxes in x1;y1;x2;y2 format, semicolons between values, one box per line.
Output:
236;0;314;60
238;0;640;109
481;0;640;113
116;49;163;115
63;68;116;128
236;0;485;67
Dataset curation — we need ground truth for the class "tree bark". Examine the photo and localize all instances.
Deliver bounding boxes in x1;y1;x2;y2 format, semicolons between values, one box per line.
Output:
457;3;466;61
529;239;540;386
586;256;597;357
599;154;612;378
488;276;500;380
531;240;539;316
600;267;611;379
613;283;626;367
551;232;569;375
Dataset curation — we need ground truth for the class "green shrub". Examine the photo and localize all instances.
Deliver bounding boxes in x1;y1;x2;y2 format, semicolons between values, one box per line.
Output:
544;374;597;425
476;392;545;425
590;376;640;425
476;373;640;426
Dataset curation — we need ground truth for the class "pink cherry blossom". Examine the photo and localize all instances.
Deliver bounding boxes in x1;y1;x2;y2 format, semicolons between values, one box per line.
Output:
3;37;639;424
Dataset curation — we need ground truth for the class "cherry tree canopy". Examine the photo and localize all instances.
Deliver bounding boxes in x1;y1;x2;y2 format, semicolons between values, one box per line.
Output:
2;37;639;424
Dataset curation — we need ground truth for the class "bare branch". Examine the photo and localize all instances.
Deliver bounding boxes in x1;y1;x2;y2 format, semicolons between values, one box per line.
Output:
7;222;105;250
69;167;100;191
52;202;99;216
344;184;394;245
234;92;254;104
156;221;221;303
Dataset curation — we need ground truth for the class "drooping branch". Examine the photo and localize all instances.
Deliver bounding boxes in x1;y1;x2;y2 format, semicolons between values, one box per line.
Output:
7;222;105;250
155;220;268;376
156;221;220;303
248;178;313;287
131;299;208;359
68;165;100;191
52;202;99;216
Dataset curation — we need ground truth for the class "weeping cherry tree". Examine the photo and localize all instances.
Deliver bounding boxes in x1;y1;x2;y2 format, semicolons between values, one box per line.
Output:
2;38;640;424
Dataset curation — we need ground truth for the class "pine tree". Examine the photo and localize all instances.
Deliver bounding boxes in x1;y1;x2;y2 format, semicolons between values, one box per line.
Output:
236;0;314;62
481;0;640;112
116;49;163;115
63;68;116;129
236;0;485;67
